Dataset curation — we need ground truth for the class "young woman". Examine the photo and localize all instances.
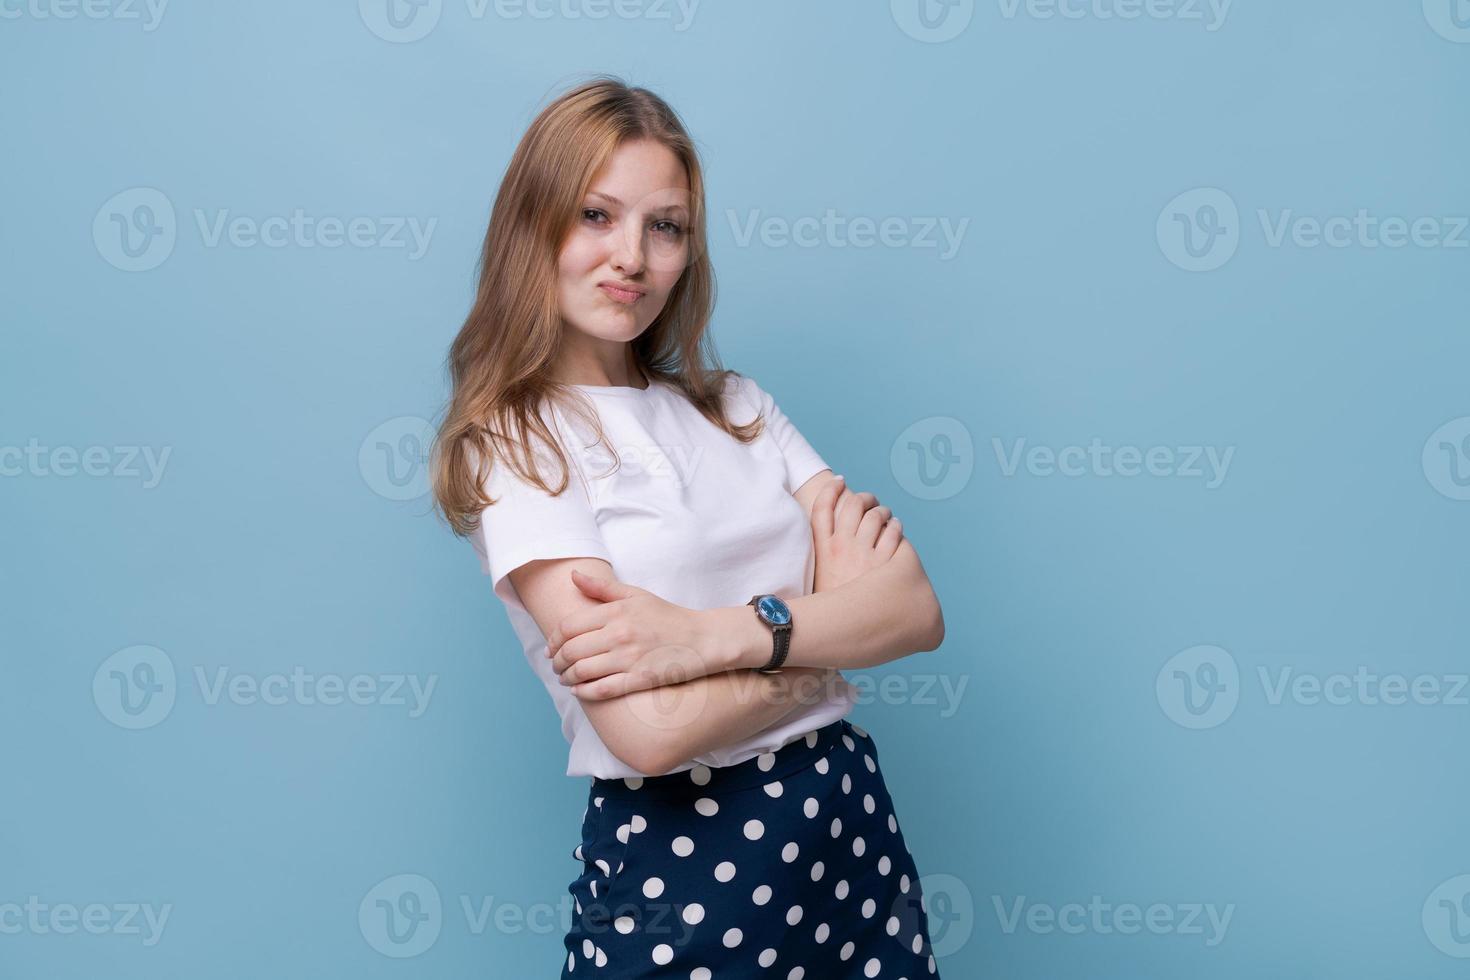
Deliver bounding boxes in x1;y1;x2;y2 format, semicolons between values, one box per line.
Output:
432;76;947;979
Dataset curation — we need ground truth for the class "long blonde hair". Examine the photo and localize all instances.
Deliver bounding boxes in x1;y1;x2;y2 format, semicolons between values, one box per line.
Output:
431;75;763;537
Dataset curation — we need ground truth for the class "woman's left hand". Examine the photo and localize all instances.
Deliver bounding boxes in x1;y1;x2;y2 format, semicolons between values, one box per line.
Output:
546;569;728;700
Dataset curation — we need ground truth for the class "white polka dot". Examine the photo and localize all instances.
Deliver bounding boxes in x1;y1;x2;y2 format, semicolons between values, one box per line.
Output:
616;823;632;844
815;758;829;775
568;951;574;972
878;855;892;875
865;754;876;773
690;764;711;785
764;780;784;798
929;953;937;973
583;939;594;958
900;874;910;893
744;819;765;841
861;898;876;918
810;860;825;881
752;884;772;905
814;922;830;943
759;948;778;967
595;859;611;877
595;947;607;966
853;836;866;857
888;814;898;833
691;969;712;980
723;927;743;948
786;904;803;926
781;842;799;863
841;773;852;794
803;797;819;818
886;915;900;936
851;722;868;738
757;752;776;771
835;879;849;899
695;797;719;817
672;836;695;857
625;776;644;790
594;796;604;808
840;940;856;960
574;844;583;860
842;735;855;751
652;943;673;965
912;933;923;953
789;967;805;980
683;903;705;925
805;731;818;748
830;817;842;838
630;814;647;833
715;861;736;882
614;915;635;934
863;794;876;813
864;956;881;977
644;877;665;899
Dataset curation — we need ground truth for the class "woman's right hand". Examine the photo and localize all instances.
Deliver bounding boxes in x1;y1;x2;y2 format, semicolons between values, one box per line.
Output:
811;475;905;593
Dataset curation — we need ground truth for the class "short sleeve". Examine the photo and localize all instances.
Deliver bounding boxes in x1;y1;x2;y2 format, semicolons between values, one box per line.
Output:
468;416;613;614
734;374;832;494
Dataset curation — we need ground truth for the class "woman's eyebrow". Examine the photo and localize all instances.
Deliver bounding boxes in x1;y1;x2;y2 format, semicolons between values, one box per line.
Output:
586;190;688;215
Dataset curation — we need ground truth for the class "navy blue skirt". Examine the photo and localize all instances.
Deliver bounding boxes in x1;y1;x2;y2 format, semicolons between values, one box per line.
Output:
561;718;941;978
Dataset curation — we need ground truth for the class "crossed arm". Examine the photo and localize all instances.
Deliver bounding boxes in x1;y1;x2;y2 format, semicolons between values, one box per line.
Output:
506;470;945;775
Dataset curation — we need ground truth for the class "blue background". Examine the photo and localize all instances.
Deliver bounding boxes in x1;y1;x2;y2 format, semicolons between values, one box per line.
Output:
4;0;1469;976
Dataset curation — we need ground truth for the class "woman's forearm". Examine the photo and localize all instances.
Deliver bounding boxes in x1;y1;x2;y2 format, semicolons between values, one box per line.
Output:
710;539;945;672
596;665;839;775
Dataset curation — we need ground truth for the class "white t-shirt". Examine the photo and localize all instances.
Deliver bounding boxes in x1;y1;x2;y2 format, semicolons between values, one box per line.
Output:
469;372;856;779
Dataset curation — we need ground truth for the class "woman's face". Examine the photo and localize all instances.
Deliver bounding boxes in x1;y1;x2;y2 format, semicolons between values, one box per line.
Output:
556;138;691;351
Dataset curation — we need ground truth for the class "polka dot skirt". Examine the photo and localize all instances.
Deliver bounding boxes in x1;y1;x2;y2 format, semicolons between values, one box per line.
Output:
561;718;941;978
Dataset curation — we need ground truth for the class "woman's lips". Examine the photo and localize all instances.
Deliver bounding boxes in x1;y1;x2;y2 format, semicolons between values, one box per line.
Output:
598;283;643;304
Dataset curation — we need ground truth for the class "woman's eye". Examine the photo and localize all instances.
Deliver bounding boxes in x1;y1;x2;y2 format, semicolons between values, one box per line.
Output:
653;220;683;238
582;208;608;224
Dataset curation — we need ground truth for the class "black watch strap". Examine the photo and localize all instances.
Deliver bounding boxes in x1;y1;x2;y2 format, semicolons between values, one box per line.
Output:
748;595;792;673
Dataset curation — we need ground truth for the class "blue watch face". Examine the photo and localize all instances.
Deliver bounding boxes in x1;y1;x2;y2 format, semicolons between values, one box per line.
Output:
756;594;792;626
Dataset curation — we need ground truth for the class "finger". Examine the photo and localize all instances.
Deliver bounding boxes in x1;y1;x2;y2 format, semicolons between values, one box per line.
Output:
810;473;844;540
835;490;879;537
550;628;613;676
570;568;639;601
546;604;615;659
876;516;903;560
571;673;636;701
855;505;892;548
560;650;624;687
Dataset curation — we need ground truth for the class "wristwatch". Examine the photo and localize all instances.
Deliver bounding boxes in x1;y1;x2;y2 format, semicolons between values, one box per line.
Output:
747;594;793;673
